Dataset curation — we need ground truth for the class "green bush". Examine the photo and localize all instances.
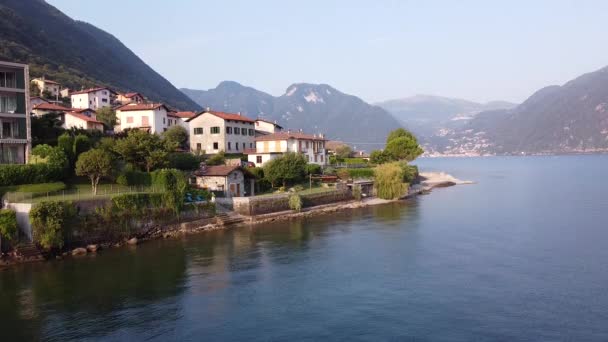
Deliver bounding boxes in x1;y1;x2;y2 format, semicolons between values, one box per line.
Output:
289;193;303;212
168;152;200;170
0;209;17;251
348;168;375;179
305;164;322;175
0;163;63;186
16;182;66;194
402;164;419;183
112;193;164;214
116;167;152;186
30;201;77;249
206;151;226;166
150;169;187;214
344;158;368;164
323;167;337;175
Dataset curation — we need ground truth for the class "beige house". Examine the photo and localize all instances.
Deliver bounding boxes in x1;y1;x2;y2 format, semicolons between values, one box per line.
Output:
192;165;255;197
116;103;172;134
254;118;283;135
31;77;61;98
0;61;31;164
186;110;256;155
247;131;328;167
71;87;117;110
116;92;145;105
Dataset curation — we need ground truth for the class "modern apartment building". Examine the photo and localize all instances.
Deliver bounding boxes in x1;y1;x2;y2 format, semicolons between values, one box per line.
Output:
186;110;256;154
0;61;31;164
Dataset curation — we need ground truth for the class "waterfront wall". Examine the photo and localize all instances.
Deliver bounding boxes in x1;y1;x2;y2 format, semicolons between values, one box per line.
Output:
223;189;353;216
5;202;33;241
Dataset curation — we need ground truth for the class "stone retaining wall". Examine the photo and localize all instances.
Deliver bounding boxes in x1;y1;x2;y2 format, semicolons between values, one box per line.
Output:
230;189;353;216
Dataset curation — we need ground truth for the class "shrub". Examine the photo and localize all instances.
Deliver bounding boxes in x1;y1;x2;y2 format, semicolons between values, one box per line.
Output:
73;134;91;159
0;163;63;186
31;144;68;170
402;164;419;184
263;153;307;187
168;152;200;170
30;201;77;249
112;193;164;214
206;151;226;166
323;167;337;175
352;184;362;201
0;209;17;252
116;167;152;186
305;164;322;175
344;158;367;164
150;169;187;214
289;194;303;212
375;162;408;200
336;169;350;180
347;168;375;179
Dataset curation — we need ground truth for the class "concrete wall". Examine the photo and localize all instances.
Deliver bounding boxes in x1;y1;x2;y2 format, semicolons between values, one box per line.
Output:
230;188;353;216
5;202;33;241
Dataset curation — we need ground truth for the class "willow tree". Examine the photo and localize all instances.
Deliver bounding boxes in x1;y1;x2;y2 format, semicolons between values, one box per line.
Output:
375;162;408;200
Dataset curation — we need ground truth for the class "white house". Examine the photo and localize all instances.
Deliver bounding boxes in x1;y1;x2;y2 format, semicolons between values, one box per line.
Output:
62;111;104;132
247;131;328;166
31;77;61;98
31;102;73;116
186;110;256;155
70;87;117;110
116;92;145;105
116;103;172;134
255;118;283;135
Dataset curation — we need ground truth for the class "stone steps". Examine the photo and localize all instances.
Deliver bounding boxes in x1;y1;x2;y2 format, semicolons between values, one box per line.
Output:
15;242;44;261
216;212;246;226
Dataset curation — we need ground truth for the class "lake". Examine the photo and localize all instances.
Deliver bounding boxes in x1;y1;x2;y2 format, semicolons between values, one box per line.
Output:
2;155;608;341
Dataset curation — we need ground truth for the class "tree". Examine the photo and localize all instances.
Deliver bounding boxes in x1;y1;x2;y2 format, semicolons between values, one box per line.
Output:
384;136;423;162
206;151;226;166
57;133;75;167
0;209;17;253
370;150;390;164
335;145;353;159
75;148;113;195
31;144;68;170
113;130;169;172
73;134;91;160
375;162;408;200
95;107;117;130
263;152;307;187
31;112;64;146
163;125;189;149
305;163;322;175
387;128;417;144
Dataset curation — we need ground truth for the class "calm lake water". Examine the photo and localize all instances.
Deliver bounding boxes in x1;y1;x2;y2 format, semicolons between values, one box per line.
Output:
2;155;608;341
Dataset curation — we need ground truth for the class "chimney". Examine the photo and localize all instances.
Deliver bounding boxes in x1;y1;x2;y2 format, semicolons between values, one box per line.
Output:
238;111;241;116
299;128;303;133
206;107;210;112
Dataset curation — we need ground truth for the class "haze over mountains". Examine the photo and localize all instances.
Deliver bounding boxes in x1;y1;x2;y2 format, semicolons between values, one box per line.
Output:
182;82;403;146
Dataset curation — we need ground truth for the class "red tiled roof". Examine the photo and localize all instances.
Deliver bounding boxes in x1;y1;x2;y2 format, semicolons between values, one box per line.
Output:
255;131;327;141
65;112;103;124
194;165;240;177
124;92;142;98
116;103;169;112
255;118;283;128
33;103;72;111
186;110;255;123
71;87;117;95
167;112;180;118
72;108;96;114
173;111;197;119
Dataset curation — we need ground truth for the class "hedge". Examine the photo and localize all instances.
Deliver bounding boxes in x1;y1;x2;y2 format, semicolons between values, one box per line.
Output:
347;168;375;179
111;193;164;213
0;163;63;186
116;169;151;186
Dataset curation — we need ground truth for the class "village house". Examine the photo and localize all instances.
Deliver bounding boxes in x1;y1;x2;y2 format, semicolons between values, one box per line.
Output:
59;88;70;98
116;103;173;134
191;165;255;197
0;61;31;164
30;96;49;108
186;109;256;155
31;77;61;99
62;111;104;132
247;130;328;167
31;102;72;116
255;118;283;135
71;87;117;110
116;92;145;105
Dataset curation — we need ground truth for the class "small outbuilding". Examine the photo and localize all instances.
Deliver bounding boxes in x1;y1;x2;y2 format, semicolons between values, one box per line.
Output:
191;165;255;197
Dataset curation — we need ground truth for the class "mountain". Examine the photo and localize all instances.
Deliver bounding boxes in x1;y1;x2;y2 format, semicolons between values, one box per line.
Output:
182;82;404;146
427;66;608;155
0;0;200;110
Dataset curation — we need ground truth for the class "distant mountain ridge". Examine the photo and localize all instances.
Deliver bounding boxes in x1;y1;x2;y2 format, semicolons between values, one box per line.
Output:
182;82;404;145
429;66;608;155
0;0;200;110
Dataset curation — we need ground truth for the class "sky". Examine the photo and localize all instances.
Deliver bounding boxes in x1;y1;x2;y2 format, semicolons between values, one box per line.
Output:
47;0;608;104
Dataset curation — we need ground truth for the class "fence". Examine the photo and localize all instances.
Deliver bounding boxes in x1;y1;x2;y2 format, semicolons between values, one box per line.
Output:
3;185;164;204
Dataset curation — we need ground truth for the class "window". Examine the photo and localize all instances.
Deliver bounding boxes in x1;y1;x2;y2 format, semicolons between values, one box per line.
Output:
211;126;220;134
228;142;231;150
196;143;202;151
320;155;324;162
163;128;167;132
102;98;108;103
248;128;255;136
226;127;232;134
2;122;12;138
126;116;134;124
0;95;17;113
236;143;239;151
306;155;310;162
306;141;309;148
256;156;262;164
213;142;219;150
0;72;16;88
193;127;203;135
314;155;318;162
242;142;246;149
241;129;247;136
234;127;240;135
89;100;92;105
250;143;253;148
163;117;166;124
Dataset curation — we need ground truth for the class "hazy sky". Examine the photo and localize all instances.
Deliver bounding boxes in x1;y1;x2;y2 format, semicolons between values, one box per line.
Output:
47;0;608;104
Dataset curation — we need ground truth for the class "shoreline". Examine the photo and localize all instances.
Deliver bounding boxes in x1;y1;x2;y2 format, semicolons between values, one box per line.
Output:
0;172;471;269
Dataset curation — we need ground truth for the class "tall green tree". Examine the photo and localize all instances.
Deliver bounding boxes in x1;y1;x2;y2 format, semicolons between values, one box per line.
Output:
383;128;423;162
75;148;114;195
95;107;117;130
162;125;189;149
113;130;169;172
263;152;307;187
